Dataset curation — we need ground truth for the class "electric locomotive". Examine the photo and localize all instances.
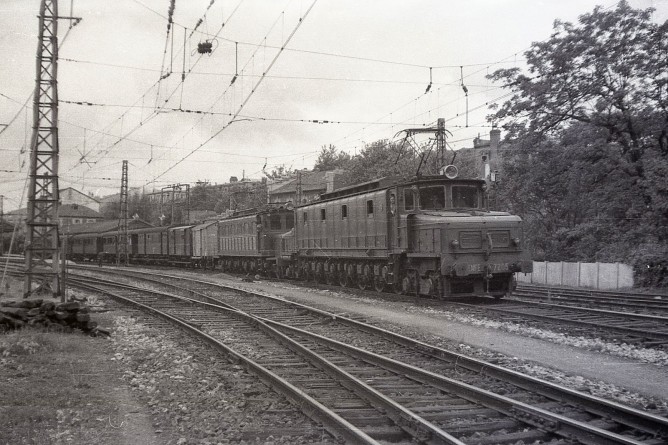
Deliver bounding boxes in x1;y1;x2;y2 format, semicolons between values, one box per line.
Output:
278;169;532;298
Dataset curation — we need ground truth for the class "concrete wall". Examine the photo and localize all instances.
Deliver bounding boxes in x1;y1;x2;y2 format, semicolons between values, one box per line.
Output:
516;261;634;290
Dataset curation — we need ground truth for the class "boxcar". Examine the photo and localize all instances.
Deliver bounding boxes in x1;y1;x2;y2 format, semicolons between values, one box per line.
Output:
192;221;218;268
132;226;169;264
168;225;193;265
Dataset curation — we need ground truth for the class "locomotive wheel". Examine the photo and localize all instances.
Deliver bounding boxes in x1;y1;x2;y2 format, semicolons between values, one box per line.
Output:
358;264;372;290
315;262;325;283
338;265;349;287
325;263;337;285
373;275;386;292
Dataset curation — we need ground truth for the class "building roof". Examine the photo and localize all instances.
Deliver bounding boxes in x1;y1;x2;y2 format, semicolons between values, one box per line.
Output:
269;171;330;195
58;204;103;219
61;187;100;203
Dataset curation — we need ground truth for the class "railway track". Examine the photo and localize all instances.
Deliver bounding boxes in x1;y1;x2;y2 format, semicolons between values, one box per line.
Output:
69;266;668;444
450;298;668;350
514;284;668;315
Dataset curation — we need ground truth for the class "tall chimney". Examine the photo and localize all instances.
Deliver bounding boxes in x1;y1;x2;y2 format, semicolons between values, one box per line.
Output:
489;128;501;179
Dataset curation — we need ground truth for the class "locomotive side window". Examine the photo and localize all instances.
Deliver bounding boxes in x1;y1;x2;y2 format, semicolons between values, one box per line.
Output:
366;200;374;217
270;214;281;230
341;204;348;219
452;185;479;208
419;186;445;210
303;212;308;225
404;189;415;210
320;208;326;221
285;214;294;230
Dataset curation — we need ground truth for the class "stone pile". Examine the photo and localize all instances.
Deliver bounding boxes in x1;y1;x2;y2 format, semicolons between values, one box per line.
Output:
0;299;109;336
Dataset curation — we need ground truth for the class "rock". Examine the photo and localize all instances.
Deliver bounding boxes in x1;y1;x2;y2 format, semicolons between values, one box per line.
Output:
1;307;29;320
56;302;80;312
27;308;41;317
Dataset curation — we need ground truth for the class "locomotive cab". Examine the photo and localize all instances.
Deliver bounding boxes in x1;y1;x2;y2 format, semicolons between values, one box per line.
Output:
393;176;532;298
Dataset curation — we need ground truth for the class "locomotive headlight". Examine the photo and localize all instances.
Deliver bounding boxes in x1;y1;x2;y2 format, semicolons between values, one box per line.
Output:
450;239;459;249
512;237;521;246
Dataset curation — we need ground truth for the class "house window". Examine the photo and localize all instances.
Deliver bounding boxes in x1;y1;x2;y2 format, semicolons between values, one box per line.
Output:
320;209;326;221
366;200;374;217
341;205;348;219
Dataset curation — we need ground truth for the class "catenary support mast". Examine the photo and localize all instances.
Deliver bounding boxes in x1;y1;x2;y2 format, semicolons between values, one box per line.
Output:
117;160;129;265
24;0;61;298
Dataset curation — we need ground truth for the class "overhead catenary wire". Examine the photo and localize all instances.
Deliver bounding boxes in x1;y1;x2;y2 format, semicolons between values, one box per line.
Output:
149;0;320;185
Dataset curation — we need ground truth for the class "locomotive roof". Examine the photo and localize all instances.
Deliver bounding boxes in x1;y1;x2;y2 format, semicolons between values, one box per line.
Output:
192;220;217;230
65;218;153;235
316;175;485;202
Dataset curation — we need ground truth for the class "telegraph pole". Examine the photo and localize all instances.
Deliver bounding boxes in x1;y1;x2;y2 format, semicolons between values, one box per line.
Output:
24;0;62;298
117;160;129;265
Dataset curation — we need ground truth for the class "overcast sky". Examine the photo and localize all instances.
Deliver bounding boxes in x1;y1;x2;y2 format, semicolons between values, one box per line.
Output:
0;0;666;210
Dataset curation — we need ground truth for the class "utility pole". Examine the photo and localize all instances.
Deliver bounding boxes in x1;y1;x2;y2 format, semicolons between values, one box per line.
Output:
296;170;303;205
24;0;61;298
117;160;129;265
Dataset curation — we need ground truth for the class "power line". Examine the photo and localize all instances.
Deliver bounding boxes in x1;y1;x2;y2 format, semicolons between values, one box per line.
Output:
149;0;320;185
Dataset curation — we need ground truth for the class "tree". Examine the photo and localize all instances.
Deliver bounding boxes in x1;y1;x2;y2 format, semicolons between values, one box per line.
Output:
489;1;668;285
313;144;351;171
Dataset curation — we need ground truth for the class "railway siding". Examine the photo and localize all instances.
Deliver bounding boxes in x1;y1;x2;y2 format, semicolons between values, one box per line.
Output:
70;268;668;444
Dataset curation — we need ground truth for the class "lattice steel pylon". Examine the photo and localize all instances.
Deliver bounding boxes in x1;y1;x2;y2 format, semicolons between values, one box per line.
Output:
24;0;61;298
117;160;129;266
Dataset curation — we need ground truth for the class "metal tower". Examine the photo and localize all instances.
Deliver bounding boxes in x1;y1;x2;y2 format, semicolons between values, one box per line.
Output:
117;160;129;265
398;118;450;175
24;0;61;297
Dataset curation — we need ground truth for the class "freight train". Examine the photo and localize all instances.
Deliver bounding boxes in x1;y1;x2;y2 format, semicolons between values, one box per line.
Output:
67;170;532;298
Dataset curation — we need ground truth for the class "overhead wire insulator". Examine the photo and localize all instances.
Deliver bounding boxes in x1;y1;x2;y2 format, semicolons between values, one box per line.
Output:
197;41;213;54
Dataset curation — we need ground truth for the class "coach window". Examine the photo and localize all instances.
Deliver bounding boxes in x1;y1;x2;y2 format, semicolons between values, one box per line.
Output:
366;200;374;217
320;208;326;221
341;204;348;219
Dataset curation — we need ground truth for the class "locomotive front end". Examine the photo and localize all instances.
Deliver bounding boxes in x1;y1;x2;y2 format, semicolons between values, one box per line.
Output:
440;213;532;297
399;177;532;298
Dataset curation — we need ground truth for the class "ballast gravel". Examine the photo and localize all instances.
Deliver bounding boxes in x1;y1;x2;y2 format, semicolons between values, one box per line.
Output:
109;314;335;445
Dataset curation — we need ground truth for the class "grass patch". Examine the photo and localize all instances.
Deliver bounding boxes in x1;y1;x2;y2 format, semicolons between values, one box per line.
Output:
0;324;143;444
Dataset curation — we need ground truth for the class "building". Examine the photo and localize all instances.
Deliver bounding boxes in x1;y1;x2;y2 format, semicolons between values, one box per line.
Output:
58;204;105;233
267;170;344;205
471;128;501;181
60;187;101;212
4;187;104;227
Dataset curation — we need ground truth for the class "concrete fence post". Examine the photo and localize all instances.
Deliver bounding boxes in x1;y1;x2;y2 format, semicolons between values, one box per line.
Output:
596;262;600;289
